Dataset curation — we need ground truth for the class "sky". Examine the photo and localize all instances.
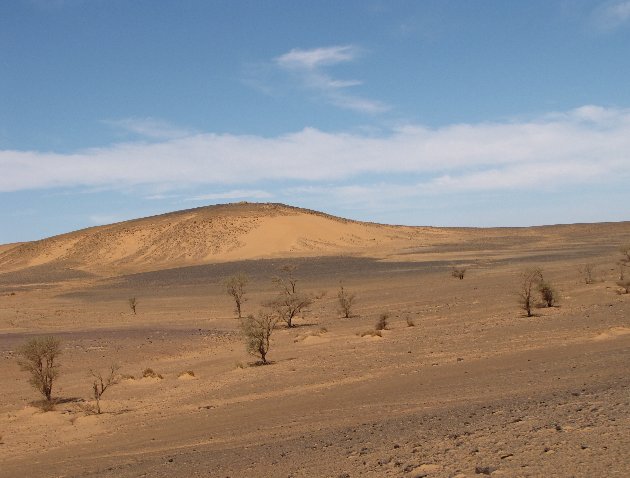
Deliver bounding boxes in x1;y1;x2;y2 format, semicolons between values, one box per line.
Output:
1;0;630;243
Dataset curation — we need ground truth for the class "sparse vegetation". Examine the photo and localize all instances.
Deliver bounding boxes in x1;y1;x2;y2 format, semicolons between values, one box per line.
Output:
375;312;389;331
337;283;356;318
241;311;278;364
538;281;557;307
225;273;248;319
617;279;630;294
620;244;630;263
90;364;121;414
17;336;62;404
142;368;163;379
405;316;415;327
128;297;138;315
579;263;596;284
451;267;466;280
518;268;543;317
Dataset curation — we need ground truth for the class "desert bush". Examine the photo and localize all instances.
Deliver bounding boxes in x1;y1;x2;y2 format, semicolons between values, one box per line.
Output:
235;361;246;369
142;368;163;379
225;273;248;319
518;268;543;317
405;316;415;327
128;297;138;315
179;370;195;377
451;267;466;280
538;282;557;307
337;284;356;318
90;364;120;414
375;312;389;331
17;336;62;403
617;279;630;294
620;244;630;263
578;264;595;284
241;311;278;364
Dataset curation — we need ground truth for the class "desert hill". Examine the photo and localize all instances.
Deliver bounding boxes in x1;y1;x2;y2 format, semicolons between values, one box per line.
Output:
0;203;436;275
0;202;628;279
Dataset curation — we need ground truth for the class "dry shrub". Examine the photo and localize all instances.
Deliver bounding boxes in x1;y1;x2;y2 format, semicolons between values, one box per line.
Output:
142;368;163;379
617;279;630;294
90;364;121;414
337;284;356;318
451;267;466;280
375;312;389;331
179;370;195;377
241;311;278;364
538;282;557;307
405;316;415;327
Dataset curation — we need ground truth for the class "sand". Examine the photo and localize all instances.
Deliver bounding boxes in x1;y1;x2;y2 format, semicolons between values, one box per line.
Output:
0;202;629;477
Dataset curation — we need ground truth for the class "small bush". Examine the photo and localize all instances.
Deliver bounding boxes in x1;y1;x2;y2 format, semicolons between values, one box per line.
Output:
375;313;389;331
235;361;246;369
539;282;557;307
617;279;630;294
337;284;356;318
180;370;195;377
128;297;138;315
405;316;415;327
142;368;163;379
451;267;466;280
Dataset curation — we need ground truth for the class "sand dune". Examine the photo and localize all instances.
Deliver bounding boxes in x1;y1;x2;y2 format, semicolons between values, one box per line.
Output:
0;203;436;275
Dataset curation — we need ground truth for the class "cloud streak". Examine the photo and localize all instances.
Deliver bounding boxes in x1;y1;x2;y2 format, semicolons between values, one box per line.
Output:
593;1;630;30
1;105;629;197
274;45;389;113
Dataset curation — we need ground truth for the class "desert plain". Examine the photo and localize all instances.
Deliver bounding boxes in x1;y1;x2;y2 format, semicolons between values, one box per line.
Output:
0;202;629;477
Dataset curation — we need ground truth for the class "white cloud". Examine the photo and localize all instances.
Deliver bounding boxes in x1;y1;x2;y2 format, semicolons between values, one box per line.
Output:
276;45;360;70
274;45;390;113
593;1;630;30
1;105;629;197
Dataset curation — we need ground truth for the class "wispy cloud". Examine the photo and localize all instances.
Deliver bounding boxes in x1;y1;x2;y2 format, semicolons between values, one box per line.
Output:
273;45;389;113
2;105;629;199
593;1;630;31
104;117;195;140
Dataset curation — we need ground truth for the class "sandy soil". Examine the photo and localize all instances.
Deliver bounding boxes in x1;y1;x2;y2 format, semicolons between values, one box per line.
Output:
0;204;629;477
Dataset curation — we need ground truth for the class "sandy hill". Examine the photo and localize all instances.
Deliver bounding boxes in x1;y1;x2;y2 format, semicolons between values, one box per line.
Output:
0;203;440;276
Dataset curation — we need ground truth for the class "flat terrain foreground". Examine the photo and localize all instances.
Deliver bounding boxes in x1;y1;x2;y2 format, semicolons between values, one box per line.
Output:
0;217;629;477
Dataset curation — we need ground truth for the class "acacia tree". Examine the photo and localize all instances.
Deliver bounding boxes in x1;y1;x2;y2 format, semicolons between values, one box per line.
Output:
225;273;248;319
268;265;311;327
519;268;543;317
90;364;120;414
17;336;62;403
241;312;278;364
267;292;312;328
337;283;356;318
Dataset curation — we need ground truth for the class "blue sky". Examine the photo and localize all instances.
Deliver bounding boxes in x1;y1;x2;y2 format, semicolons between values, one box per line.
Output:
1;0;630;243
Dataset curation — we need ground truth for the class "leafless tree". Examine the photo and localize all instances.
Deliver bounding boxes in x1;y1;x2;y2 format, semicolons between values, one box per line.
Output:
578;264;595;284
272;264;298;295
225;273;249;319
90;364;121;414
241;312;278;364
17;336;62;403
519;268;543;317
337;283;356;318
